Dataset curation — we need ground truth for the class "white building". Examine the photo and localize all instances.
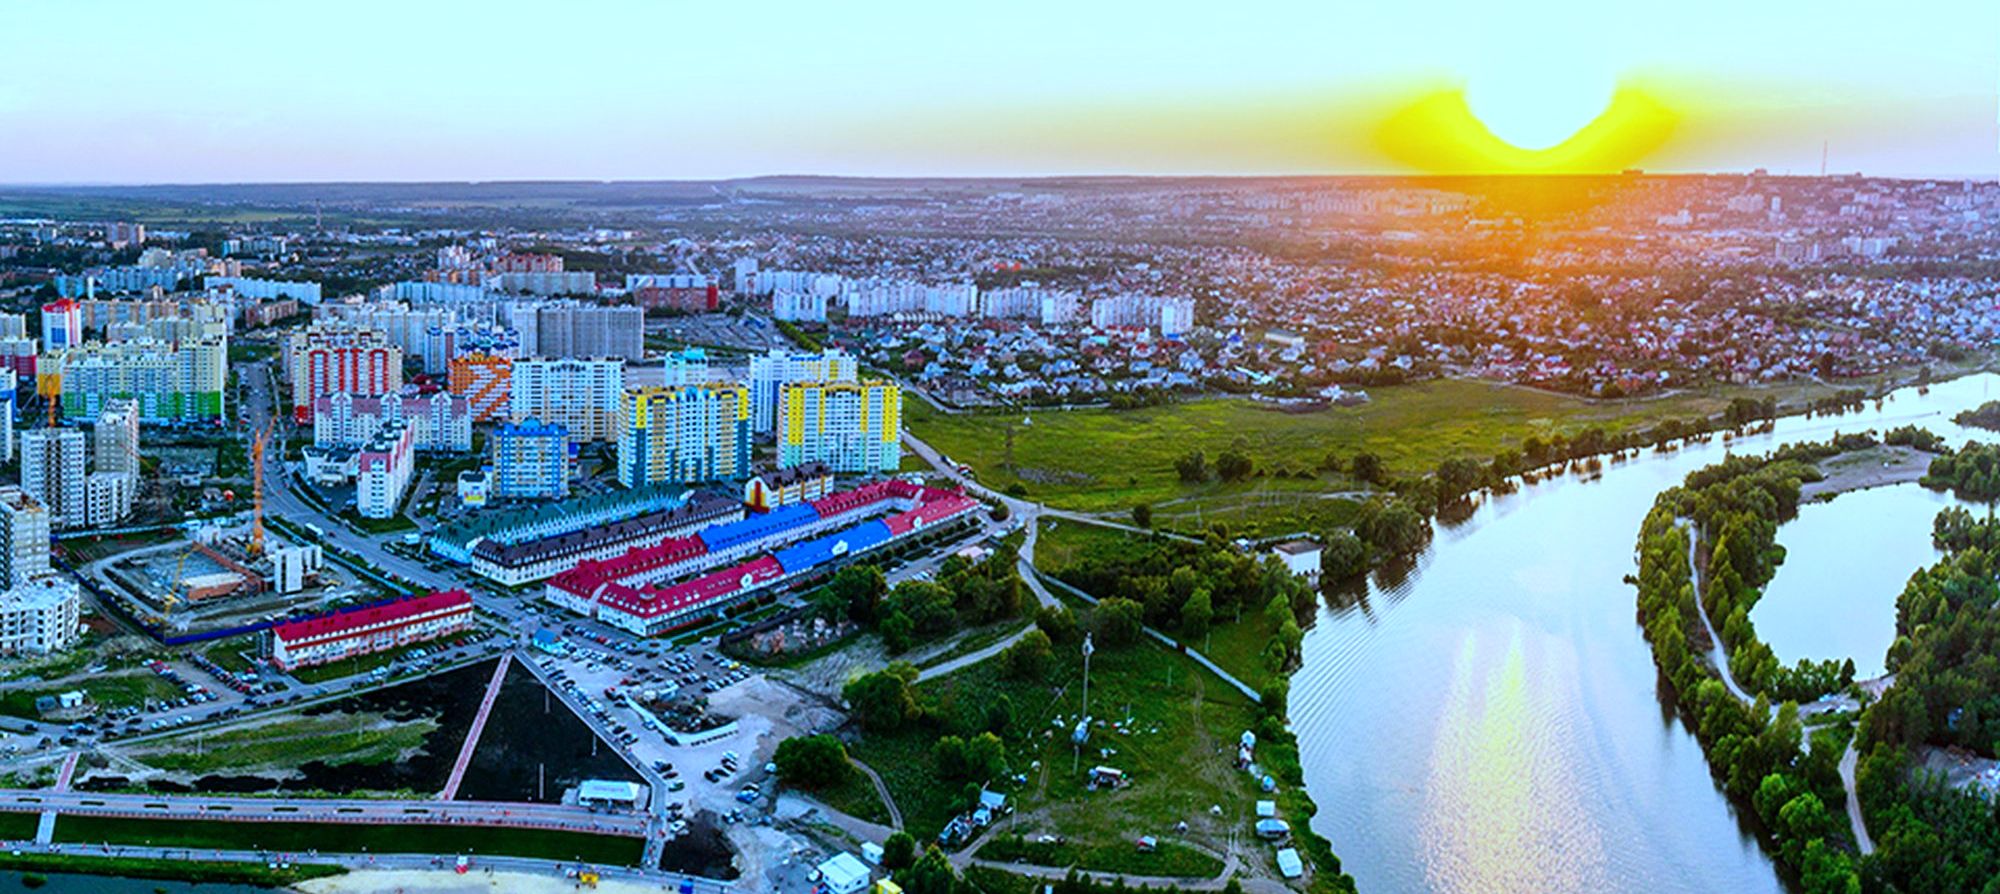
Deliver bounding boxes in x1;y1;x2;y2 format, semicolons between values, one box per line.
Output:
748;348;858;435
1271;540;1322;578
772;289;829;323
94;398;140;478
19;428;87;529
355;422;418;519
270;543;324;594
510;357;625;443
205;276;322;305
0;576;80;655
313;391;472;453
84;471;134;527
1091;294;1196;337
0;487;51;585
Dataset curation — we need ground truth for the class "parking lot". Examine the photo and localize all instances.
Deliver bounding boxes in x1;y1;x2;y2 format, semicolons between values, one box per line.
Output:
529;635;841;837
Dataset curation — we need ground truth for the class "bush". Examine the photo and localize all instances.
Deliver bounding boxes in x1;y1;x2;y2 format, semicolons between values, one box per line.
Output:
773;734;851;789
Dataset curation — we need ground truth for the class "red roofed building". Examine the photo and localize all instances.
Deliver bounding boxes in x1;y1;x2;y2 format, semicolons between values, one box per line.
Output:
266;590;474;671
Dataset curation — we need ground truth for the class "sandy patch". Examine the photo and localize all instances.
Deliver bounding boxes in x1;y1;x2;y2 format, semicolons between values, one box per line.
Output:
296;868;677;894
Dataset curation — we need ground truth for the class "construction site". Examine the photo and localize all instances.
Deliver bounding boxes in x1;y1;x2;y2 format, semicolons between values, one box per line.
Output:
82;420;379;638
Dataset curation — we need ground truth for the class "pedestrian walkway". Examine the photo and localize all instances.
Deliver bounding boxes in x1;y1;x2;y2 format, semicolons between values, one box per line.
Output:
441;652;513;800
35;751;80;844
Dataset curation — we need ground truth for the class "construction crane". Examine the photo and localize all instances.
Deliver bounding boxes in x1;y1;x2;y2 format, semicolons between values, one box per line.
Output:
249;421;271;559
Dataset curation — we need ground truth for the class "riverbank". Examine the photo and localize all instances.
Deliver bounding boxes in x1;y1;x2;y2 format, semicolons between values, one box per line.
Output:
1800;444;1934;501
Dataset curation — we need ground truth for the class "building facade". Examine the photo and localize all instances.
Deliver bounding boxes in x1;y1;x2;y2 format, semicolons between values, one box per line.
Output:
43;337;228;424
0;576;80;656
494;418;570;500
266;590;473;671
19;428;87;529
0;488;51;585
509;357;623;443
747;348;858;435
616;384;751;488
355;422;418;519
777;380;901;473
447;352;512;422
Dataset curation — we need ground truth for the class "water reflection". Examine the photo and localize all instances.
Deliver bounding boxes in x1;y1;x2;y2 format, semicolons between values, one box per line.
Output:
1290;373;2000;894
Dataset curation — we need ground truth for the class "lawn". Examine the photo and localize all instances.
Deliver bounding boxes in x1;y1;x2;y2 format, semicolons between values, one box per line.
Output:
849;635;1269;856
52;815;646;865
287;638;446;685
200;637;259;674
979;834;1224;879
338;509;418;535
1030;519;1279;687
130;714;434;775
0;811;41;841
812;761;894;827
0;672;183;719
905;379;1762;516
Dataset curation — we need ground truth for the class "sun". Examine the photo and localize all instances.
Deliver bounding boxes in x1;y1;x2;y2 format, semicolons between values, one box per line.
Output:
1464;61;1617;151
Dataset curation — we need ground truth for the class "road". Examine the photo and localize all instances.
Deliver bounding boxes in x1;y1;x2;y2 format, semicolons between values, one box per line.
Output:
0;788;647;836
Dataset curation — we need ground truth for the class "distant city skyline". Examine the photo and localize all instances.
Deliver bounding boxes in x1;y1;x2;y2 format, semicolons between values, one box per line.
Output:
4;0;1997;183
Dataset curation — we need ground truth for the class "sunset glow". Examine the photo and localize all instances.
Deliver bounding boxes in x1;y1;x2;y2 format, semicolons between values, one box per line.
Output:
1375;84;1680;174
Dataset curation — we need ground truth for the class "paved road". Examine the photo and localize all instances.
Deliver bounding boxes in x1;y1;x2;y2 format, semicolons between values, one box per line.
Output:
0;788;647;836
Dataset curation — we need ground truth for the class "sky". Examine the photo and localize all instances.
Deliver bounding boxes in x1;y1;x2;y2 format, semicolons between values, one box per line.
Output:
2;0;1997;183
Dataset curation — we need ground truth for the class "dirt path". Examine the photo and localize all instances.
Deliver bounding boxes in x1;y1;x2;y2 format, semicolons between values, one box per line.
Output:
1838;742;1875;855
849;758;903;830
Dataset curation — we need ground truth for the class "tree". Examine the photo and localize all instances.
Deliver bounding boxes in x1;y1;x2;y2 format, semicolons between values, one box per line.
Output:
1094;598;1145;648
1003;629;1054;679
828;564;888;623
1180;588;1213;641
843;663;920;731
1320;530;1368;579
1037;605;1080;644
896;846;960;894
881;832;917;871
773;734;850;789
1356;498;1429;555
962;731;1008;781
1174;449;1208;483
1350;451;1385;484
1131;503;1153;529
1215;449;1254;482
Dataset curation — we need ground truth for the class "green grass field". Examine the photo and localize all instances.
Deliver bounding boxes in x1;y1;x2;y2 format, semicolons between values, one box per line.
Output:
130;714;434;775
52;815;646;865
813;761;895;827
979;834;1224;879
1031;518;1281;691
906;379;1773;517
0;673;183;719
0;811;42;841
850;635;1268;856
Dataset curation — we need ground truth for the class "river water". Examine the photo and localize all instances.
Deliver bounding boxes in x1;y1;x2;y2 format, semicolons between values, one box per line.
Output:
1290;373;2000;894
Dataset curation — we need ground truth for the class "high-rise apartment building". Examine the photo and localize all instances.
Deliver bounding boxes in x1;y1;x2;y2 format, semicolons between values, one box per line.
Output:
776;380;901;473
509;357;623;443
616;384;751;488
0;487;51;585
447;352;512;422
40;300;82;352
19;428;87;529
43;337;228;424
355;422;418;519
494;418;570;500
286;327;403;423
95;398;140;477
748;348;858;436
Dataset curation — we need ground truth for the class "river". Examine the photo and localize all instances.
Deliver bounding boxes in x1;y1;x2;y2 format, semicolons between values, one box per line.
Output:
1289;373;2000;894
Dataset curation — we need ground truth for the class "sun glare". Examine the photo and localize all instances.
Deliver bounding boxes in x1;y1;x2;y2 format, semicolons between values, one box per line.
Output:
1465;63;1616;151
